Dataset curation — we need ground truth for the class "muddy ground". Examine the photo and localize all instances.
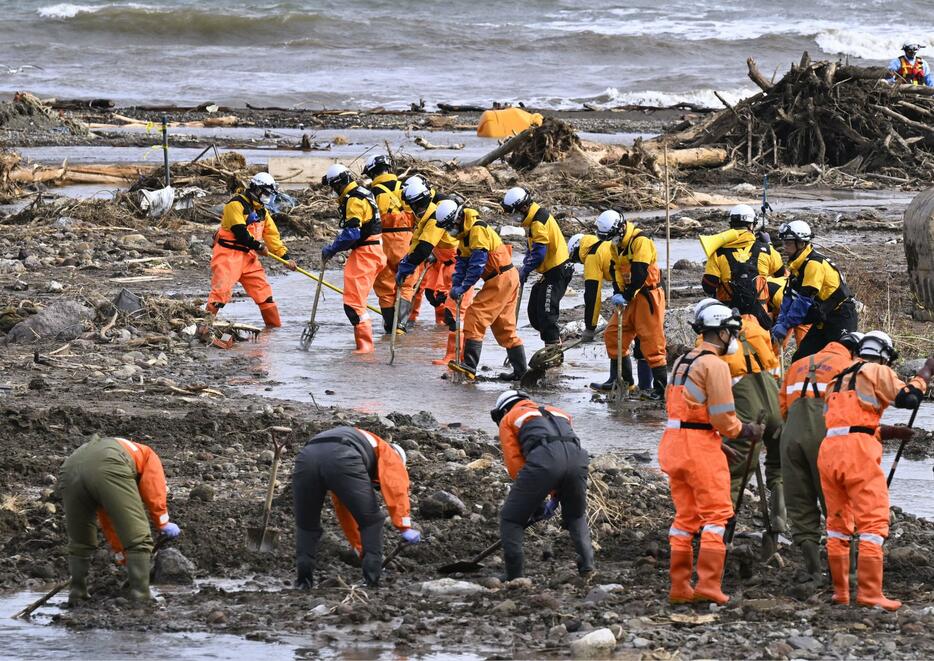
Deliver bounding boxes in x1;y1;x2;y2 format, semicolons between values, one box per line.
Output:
1;171;933;659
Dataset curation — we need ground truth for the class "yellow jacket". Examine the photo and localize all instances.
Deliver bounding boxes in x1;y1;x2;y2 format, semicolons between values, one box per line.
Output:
219;194;288;257
703;229;784;282
521;202;569;273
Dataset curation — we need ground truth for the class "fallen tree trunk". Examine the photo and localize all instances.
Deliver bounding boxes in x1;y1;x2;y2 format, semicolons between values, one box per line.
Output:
747;58;773;91
469;128;534;167
650;146;729;169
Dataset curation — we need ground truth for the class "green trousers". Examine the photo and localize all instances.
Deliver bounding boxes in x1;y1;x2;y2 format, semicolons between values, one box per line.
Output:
61;436;153;559
726;372;783;500
779;397;826;546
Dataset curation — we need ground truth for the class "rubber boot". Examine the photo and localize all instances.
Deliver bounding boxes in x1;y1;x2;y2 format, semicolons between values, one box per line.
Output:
398;299;413;329
259;301;281;328
828;553;851;605
449;339;482;380
669;548;695;604
648;365;668;400
498;345;528;381
856;554;901;611
353;320;375;354
432;332;458;366
590;360;618;391
637;359;653;390
67;555;91;605
380;307;395;334
693;547;729;605
125;551;153;603
768;481;788;533
801;541;823;580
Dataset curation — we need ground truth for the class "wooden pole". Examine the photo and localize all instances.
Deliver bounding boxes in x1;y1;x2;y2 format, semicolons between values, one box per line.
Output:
664;144;671;301
162;115;170;188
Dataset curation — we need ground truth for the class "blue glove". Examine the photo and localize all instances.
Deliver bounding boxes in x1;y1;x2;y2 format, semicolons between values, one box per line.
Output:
400;528;421;544
396;256;417;284
519;267;531;284
160;522;181;539
450;285;467;301
771;323;788;343
543;496;560;519
321;245;335;262
610;293;628;307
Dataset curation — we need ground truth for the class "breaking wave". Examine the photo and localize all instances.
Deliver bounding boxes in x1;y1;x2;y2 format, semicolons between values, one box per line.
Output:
815;29;934;60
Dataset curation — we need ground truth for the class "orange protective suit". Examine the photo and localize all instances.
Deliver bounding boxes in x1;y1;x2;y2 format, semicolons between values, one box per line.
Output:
818;361;927;610
208;193;290;327
605;230;666;367
98;438;169;561
456;211;521;349
370;174;417;311
659;342;744;605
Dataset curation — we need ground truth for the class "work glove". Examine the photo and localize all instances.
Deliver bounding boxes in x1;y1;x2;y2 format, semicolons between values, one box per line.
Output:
581;328;596;343
519;267;531;284
610;293;627;307
321;244;336;262
737;422;765;441
543;495;560;519
400;528;421;544
450;285;467;301
881;424;917;441
396;257;416;284
721;442;742;463
160;522;181;539
770;323;788;343
255;242;269;257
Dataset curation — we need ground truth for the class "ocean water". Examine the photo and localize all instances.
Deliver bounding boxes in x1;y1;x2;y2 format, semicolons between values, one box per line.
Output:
1;1;933;109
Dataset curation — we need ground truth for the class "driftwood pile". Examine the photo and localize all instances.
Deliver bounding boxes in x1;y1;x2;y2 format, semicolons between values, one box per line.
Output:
506;117;582;171
668;53;934;184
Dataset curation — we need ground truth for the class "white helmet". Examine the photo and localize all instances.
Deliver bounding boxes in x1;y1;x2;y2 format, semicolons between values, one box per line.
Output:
250;171;278;194
435;199;463;230
390;442;407;466
903;42;924;51
728;204;756;227
595;210;623;239
567;233;584;258
490;388;529;424
838;331;864;353
501;187;531;214
363;154;392;178
778;220;812;242
858;330;898;364
691;298;742;333
322;163;352;188
403;177;431;207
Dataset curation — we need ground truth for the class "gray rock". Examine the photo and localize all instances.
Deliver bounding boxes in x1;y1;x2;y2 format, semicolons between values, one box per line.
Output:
569;628;618;658
189;483;215;502
152;548;195;585
832;633;859;649
6;301;94;344
113;364;141;380
117;234;152;251
633;637;651;649
23;255;41;270
419;490;468;519
787;635;823;652
163;236;188;252
46;281;64;293
0;259;25;274
492;599;516;614
419;578;487;597
53;216;78;229
442;447;467;461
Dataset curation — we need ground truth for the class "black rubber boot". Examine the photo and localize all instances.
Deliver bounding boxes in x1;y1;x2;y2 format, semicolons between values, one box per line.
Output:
590;360;618;391
449;339;482;380
801;541;823;580
125;551;153;603
398;299;413;332
498;345;528;381
380;307;395;334
67;555;91;605
649;365;668;400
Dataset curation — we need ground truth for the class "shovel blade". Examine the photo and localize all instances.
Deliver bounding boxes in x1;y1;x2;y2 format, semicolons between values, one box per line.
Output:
299;323;319;351
437;560;484;575
246;527;279;553
759;533;778;562
519;366;546;389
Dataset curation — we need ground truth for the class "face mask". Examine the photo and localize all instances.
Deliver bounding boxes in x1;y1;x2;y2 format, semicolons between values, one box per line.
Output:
725;337;739;355
260;193;274;206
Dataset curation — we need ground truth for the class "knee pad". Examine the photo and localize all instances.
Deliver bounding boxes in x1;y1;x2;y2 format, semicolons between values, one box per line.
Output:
343;304;361;326
443;308;456;331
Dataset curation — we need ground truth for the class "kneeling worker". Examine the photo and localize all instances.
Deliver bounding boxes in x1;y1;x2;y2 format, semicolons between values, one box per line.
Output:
491;389;594;580
207;172;297;327
659;300;764;605
61;435;181;604
293;426;420;588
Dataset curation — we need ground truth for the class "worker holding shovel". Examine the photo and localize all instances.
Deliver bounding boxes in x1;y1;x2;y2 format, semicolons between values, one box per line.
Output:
293;426;419;588
205;172;296;329
60;435;181;604
491;389;594;580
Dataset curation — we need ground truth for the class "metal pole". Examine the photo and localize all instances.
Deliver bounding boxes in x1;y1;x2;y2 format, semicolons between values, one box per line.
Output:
162;114;170;188
664;144;671;301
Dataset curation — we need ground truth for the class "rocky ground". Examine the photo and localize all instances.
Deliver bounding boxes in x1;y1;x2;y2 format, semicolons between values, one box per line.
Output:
0;178;932;658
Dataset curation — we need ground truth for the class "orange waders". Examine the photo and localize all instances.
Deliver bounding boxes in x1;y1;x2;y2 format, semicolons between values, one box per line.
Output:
209;226;280;327
344;243;387;354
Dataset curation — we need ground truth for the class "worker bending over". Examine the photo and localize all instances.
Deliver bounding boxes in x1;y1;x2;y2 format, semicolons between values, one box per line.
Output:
659;300;764;605
491;389;594;580
207;172;296;327
61;435;181;604
501;187;572;346
779;331;862;580
438;200;527;381
321;165;387;354
364;155;419;333
819;333;932;611
772;221;856;360
293;426;420;588
591;210;667;399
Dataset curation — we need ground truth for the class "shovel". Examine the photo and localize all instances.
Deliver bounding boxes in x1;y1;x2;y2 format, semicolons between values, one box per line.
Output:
388;291;402;365
448;299;468;383
521;326;608;388
267;253;381;315
612;304;626;402
246;426;292;552
300;261;327;351
437;514;546;574
886;402;921;487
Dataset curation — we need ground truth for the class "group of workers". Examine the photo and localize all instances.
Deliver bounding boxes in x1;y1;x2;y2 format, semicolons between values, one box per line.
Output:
59;155;931;615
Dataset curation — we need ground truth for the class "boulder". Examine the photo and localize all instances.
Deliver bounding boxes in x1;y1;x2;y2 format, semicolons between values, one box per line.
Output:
152;548;196;585
5;301;93;344
419;578;487;597
569;628;617;658
118;234;152;251
419;490;468;519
